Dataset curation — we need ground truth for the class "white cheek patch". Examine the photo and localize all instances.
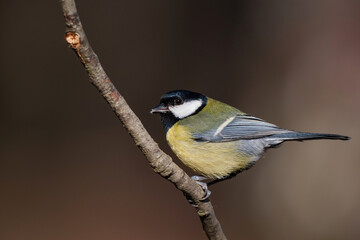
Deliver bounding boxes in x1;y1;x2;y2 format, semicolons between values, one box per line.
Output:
169;100;203;119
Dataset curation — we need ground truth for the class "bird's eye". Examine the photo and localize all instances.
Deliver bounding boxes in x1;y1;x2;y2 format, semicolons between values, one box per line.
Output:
173;98;183;105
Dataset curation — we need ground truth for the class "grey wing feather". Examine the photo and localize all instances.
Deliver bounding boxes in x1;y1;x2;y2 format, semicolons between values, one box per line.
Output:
193;114;290;142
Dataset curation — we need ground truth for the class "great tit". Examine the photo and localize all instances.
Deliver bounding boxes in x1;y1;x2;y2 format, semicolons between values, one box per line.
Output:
151;90;350;188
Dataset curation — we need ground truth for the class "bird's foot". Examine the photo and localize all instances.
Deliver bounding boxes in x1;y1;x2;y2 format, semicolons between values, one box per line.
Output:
191;175;211;201
185;176;211;206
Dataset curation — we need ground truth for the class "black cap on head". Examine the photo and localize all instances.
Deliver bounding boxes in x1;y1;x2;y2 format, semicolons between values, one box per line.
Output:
160;90;206;105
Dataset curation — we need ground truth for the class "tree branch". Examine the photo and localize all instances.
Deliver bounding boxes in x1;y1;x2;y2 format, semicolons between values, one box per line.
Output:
60;1;227;239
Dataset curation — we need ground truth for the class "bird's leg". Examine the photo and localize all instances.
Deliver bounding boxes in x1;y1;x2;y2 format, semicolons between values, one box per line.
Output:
191;175;208;182
191;175;211;201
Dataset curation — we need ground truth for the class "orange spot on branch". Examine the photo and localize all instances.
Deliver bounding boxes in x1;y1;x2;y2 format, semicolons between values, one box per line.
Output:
65;32;85;65
65;32;81;49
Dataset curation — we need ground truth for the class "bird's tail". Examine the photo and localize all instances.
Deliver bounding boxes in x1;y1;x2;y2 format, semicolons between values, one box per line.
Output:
271;131;350;141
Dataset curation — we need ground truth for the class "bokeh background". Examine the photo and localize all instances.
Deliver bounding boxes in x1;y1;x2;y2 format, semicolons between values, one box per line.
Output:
1;0;359;239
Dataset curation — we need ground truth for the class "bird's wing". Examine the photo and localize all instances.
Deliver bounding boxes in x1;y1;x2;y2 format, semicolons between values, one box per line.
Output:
193;114;291;142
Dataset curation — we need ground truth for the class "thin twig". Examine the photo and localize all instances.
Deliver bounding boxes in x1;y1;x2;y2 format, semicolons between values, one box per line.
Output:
60;1;227;239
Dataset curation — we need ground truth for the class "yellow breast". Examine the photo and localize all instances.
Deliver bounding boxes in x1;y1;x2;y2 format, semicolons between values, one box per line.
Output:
166;123;253;179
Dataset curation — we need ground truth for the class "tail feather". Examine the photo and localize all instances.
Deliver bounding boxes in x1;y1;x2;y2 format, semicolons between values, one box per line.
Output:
271;132;350;141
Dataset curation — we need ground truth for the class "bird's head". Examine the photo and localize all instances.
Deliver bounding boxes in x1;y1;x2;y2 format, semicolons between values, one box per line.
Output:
151;90;207;119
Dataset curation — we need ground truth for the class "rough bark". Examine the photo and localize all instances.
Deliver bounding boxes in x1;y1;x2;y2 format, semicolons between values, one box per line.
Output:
60;1;227;239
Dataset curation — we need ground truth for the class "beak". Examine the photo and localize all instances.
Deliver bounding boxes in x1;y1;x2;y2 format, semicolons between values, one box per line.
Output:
150;104;169;114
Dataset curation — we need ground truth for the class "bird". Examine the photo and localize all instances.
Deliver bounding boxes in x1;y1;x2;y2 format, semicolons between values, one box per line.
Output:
151;90;349;198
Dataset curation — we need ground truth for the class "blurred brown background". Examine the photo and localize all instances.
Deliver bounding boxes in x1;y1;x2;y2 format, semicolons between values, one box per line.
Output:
1;0;359;239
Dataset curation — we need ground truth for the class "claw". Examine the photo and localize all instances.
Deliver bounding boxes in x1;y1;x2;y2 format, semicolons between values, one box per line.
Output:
185;175;212;206
197;181;211;201
185;197;197;207
191;175;211;201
